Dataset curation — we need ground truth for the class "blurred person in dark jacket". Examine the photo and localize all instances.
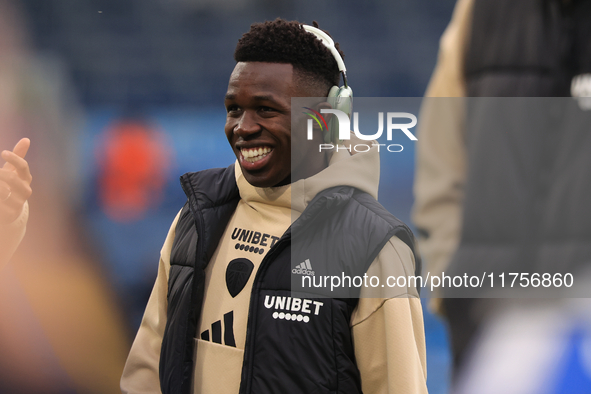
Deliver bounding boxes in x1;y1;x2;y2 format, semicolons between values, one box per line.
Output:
413;0;591;391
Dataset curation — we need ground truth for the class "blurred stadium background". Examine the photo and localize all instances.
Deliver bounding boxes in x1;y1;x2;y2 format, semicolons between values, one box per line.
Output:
0;0;456;392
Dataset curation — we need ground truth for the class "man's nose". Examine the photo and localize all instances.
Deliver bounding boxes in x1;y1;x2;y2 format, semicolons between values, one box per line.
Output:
234;111;261;137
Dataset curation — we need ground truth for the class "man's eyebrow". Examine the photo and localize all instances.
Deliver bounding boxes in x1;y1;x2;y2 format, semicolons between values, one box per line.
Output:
252;95;277;102
224;94;280;102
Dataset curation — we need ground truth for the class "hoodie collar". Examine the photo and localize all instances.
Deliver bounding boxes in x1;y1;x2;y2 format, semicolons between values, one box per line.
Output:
235;137;380;215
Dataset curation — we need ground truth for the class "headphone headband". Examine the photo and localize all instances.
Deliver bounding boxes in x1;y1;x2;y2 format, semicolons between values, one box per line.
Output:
301;24;349;88
301;24;353;145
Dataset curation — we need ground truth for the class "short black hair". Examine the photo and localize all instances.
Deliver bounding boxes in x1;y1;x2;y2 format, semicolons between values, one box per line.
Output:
234;19;344;96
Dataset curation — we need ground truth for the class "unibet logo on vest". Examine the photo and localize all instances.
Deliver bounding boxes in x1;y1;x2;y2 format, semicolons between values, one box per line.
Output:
263;295;324;324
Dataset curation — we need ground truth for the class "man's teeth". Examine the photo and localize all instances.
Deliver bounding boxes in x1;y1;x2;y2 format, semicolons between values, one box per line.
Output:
241;147;272;163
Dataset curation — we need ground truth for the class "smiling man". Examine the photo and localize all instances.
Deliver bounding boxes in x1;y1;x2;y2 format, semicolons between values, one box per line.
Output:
121;19;427;394
224;61;328;187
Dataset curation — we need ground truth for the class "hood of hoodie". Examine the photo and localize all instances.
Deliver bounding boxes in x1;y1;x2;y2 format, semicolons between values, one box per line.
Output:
235;136;380;219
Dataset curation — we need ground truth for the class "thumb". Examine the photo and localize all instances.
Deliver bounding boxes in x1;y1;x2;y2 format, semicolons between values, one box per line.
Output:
2;138;30;171
12;138;31;159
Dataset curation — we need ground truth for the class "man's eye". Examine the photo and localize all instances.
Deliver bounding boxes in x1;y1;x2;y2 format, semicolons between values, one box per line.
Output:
260;106;276;113
226;105;240;114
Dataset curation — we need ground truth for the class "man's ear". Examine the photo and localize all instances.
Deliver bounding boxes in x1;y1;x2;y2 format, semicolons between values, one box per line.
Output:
314;101;333;144
315;101;341;145
315;101;333;123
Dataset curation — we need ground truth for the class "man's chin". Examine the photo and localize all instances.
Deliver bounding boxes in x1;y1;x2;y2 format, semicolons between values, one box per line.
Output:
241;168;290;188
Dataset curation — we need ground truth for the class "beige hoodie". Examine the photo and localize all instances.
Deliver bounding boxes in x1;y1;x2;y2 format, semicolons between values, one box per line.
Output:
412;0;474;313
121;143;427;394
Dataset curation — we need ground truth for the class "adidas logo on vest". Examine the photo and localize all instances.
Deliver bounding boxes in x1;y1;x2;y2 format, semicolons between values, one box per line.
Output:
292;258;315;276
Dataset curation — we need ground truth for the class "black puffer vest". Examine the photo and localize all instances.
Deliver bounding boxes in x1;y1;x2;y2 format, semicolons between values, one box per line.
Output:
159;164;419;394
465;0;591;97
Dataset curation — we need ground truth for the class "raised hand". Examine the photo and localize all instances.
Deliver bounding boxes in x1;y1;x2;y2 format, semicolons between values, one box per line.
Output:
0;138;32;225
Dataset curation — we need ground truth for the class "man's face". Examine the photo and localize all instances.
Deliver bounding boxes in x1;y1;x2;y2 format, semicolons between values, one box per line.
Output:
225;62;313;188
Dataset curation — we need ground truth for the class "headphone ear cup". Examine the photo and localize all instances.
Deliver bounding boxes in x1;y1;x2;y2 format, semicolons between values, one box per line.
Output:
335;86;353;117
326;86;353;145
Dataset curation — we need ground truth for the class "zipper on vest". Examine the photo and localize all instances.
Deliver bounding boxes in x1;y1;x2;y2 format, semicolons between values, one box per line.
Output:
239;230;291;394
182;184;208;394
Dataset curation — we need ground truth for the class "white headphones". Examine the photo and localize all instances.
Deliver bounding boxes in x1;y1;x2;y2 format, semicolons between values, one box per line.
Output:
302;25;353;144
